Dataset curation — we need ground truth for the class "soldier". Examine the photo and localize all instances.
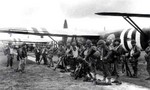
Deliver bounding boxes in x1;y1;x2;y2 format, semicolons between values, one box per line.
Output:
47;45;54;67
71;42;79;72
84;40;97;81
54;41;66;71
5;42;14;68
78;41;86;57
16;45;20;61
65;42;73;69
40;46;48;65
74;57;93;81
96;40;112;84
111;38;125;84
22;43;28;64
16;43;27;73
144;40;150;80
128;40;141;78
66;43;73;57
34;45;41;64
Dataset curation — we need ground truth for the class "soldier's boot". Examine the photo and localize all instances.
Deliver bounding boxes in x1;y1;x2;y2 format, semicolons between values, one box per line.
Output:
145;77;150;80
133;70;138;78
102;77;106;82
126;68;132;77
107;78;112;85
122;64;125;73
47;65;51;68
88;72;93;80
111;70;116;76
92;73;96;81
112;75;121;84
146;68;150;80
53;67;56;71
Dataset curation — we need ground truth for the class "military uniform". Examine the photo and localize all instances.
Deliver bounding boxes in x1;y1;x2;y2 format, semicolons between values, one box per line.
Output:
78;42;86;57
129;40;141;77
17;44;27;72
5;45;14;68
41;47;48;65
74;57;93;80
96;40;112;83
54;41;66;71
145;40;150;80
65;43;73;68
47;46;54;67
71;42;79;71
34;47;41;64
111;38;125;84
84;40;97;80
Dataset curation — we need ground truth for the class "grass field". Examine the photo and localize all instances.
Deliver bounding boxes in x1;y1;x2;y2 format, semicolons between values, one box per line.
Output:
0;51;150;90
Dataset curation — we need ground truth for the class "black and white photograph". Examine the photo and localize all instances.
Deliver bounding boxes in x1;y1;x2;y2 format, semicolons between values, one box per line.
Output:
0;0;150;90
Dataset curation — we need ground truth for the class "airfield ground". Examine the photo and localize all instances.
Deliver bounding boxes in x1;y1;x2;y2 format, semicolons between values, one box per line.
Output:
0;51;150;90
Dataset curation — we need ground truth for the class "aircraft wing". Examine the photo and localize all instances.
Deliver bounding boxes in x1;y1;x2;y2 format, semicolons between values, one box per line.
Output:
95;12;150;17
0;27;100;37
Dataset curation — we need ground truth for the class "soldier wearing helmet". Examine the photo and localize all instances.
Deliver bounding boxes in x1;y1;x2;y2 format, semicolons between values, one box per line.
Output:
47;44;54;68
71;42;79;58
83;40;97;81
40;45;48;65
5;42;14;68
54;41;66;71
58;41;63;46
34;45;41;64
111;38;125;84
96;40;112;84
84;40;97;60
66;42;73;57
144;40;150;80
128;39;141;78
16;42;28;73
70;42;79;72
57;41;65;57
65;42;73;69
78;41;86;57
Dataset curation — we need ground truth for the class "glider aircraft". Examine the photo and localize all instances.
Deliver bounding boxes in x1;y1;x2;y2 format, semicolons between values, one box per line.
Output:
0;13;150;51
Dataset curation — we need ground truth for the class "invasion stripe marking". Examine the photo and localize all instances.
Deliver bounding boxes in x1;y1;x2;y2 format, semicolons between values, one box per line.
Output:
131;30;136;41
124;29;130;51
136;31;142;50
32;27;39;33
127;28;134;50
120;29;128;51
41;28;49;34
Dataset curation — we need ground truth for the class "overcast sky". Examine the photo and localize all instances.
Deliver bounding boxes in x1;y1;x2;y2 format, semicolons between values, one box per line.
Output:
0;0;150;41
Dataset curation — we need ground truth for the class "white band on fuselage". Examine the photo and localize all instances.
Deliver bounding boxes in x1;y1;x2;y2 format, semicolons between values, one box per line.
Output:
127;29;134;50
120;29;128;51
135;31;142;50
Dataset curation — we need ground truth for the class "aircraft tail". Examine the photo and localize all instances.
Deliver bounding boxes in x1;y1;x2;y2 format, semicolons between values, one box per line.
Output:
62;19;68;45
63;19;68;29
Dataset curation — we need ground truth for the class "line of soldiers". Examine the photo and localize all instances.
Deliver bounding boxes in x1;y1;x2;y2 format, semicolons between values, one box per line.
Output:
4;38;150;84
34;44;54;66
33;38;150;85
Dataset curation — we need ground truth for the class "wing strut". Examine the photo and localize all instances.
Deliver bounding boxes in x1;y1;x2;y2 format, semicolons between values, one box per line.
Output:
95;12;149;38
123;16;146;37
41;28;58;48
